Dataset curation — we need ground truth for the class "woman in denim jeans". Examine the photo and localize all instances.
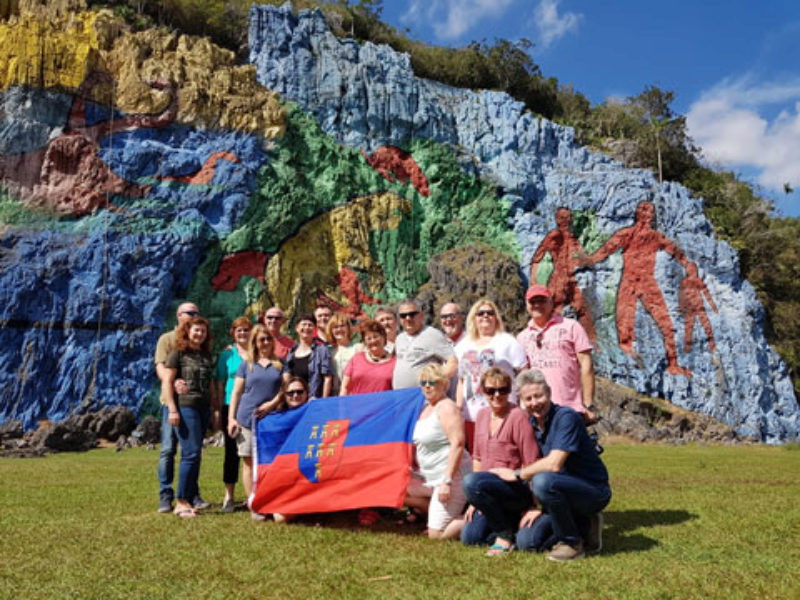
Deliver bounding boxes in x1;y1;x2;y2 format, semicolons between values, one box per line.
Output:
163;316;217;518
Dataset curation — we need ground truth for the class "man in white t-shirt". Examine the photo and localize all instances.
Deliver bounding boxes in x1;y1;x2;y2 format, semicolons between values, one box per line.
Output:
392;299;458;389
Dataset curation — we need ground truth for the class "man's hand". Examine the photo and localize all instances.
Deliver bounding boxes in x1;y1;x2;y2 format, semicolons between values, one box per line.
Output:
167;410;180;427
174;379;188;395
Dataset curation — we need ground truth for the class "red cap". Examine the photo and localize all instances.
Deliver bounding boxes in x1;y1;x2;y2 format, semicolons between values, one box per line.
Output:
525;284;551;301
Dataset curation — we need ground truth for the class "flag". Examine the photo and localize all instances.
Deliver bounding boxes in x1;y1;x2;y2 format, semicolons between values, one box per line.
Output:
251;387;424;514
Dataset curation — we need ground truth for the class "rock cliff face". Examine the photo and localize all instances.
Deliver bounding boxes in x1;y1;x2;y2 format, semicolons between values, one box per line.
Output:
0;3;797;442
247;4;797;441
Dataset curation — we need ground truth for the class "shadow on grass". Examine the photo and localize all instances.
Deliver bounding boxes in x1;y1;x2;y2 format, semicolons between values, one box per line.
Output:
602;509;697;554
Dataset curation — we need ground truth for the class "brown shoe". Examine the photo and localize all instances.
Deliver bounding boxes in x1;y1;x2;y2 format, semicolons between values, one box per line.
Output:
547;540;585;562
585;512;604;553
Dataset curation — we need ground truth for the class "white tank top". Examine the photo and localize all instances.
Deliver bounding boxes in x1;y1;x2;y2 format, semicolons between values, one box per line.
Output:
413;402;471;486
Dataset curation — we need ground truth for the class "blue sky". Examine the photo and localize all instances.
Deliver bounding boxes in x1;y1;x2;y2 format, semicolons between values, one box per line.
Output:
379;0;800;216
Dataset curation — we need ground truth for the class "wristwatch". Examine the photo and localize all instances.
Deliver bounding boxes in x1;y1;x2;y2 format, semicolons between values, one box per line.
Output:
513;469;523;481
442;477;453;485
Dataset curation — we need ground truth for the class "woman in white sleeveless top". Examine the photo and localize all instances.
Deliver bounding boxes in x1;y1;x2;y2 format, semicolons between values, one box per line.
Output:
404;363;472;539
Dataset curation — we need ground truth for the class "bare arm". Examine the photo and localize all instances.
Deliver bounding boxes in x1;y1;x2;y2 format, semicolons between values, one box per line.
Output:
227;377;245;437
322;375;332;398
436;401;466;503
443;355;458;380
161;368;180;426
455;377;465;409
340;375;350;397
577;351;596;423
491;449;570;482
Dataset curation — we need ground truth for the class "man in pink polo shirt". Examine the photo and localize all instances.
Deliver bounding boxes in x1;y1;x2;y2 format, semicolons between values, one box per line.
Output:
516;285;597;423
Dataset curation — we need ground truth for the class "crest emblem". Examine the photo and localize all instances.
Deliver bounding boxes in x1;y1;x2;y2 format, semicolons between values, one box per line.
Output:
298;419;350;483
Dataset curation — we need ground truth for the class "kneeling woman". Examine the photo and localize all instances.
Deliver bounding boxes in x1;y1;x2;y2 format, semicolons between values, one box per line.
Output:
253;377;311;523
163;316;217;518
461;366;539;555
404;364;472;539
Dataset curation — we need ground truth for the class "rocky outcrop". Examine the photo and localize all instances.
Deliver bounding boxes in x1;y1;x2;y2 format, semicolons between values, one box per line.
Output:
247;4;798;442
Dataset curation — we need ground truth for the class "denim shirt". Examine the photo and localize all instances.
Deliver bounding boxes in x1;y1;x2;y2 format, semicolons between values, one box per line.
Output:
286;343;332;399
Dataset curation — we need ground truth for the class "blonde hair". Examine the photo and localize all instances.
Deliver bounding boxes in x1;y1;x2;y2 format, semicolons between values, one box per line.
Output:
246;324;283;372
326;312;352;347
418;363;449;387
466;298;506;340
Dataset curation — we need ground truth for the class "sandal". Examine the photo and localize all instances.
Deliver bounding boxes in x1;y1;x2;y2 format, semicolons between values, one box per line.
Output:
485;541;514;556
395;507;423;526
174;507;197;519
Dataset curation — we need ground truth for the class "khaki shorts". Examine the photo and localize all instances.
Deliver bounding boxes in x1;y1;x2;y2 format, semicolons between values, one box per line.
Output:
406;473;467;531
236;427;254;458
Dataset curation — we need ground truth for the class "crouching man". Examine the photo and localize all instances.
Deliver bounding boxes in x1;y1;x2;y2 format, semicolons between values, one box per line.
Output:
490;369;611;561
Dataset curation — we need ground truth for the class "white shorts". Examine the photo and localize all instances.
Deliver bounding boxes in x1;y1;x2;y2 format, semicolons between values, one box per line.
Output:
406;473;467;532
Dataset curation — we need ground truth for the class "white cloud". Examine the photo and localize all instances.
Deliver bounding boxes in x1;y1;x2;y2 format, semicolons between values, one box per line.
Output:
403;0;514;41
532;0;583;49
687;76;800;194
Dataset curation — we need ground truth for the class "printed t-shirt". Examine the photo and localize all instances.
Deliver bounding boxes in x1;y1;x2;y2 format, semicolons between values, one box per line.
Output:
455;332;527;422
235;360;283;429
392;326;455;389
343;352;396;395
165;349;214;409
516;313;592;412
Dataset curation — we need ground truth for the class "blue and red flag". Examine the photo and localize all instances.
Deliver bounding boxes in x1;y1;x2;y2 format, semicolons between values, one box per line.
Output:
251;387;424;514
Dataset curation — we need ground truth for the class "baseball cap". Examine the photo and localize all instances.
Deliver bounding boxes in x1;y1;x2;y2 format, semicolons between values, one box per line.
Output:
525;284;552;301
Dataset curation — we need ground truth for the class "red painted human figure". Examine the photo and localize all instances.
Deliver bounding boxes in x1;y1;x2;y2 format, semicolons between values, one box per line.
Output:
587;201;691;376
679;262;717;353
530;207;596;341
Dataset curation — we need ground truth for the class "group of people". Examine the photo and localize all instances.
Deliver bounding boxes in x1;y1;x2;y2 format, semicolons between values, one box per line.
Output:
154;284;610;561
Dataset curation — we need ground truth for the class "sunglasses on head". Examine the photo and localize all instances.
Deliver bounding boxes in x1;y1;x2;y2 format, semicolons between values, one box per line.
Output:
399;311;420;319
476;309;496;317
484;386;511;396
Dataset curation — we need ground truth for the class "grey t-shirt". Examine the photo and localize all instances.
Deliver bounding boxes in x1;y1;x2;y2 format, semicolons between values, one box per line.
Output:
392;326;455;389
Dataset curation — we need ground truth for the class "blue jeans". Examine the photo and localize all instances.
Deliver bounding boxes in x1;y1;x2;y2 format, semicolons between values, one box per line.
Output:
531;472;611;545
176;406;208;502
461;471;533;544
516;513;556;552
158;405;179;500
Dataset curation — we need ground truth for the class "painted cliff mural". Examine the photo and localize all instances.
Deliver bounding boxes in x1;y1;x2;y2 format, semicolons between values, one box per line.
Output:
0;3;797;441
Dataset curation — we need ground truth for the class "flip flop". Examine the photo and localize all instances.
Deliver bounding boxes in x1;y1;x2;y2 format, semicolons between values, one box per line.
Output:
174;507;197;519
485;542;514;556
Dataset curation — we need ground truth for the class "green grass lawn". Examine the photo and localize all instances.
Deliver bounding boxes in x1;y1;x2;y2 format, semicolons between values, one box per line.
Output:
1;443;798;599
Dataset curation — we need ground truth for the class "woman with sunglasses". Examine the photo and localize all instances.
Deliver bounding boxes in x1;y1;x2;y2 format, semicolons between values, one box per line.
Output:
404;364;472;539
460;367;539;555
228;324;286;517
215;316;252;512
455;298;527;453
253;377;311;523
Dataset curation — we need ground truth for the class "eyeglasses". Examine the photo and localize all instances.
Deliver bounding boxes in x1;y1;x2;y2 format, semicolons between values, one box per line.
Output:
420;380;438;387
484;386;511;396
180;310;200;317
286;389;306;397
476;309;496;317
399;311;420;319
264;315;284;321
257;337;273;344
527;297;548;305
439;313;460;321
536;332;544;349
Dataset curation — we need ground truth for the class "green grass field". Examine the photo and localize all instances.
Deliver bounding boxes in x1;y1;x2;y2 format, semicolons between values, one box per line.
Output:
1;443;798;599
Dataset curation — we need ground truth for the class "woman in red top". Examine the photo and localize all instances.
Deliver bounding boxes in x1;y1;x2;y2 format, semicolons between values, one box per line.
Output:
460;366;539;555
340;320;396;395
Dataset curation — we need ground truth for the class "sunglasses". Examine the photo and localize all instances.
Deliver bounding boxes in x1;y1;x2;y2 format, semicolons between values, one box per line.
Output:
257;337;273;344
181;310;200;317
399;311;420;319
264;315;284;321
420;380;438;387
484;386;511;396
528;297;548;304
536;332;544;349
286;389;306;397
476;309;496;317
439;312;460;321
